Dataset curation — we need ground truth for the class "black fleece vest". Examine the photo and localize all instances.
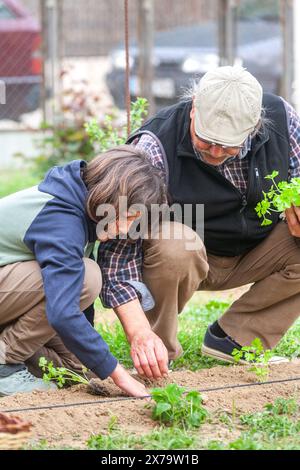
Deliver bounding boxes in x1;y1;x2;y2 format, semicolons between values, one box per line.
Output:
128;93;290;256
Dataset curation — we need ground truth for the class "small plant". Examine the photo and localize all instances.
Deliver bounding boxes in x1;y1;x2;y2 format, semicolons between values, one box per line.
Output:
232;337;273;382
255;170;300;226
39;357;89;388
150;383;208;429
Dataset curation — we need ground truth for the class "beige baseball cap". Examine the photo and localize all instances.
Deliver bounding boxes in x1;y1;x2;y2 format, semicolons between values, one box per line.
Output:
194;66;263;147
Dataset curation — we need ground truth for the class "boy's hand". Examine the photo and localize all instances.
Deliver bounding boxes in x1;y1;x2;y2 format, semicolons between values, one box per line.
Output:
110;363;149;397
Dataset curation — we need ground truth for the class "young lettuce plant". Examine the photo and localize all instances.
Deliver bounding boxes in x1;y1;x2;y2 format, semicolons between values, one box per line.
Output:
150;383;208;429
255;171;300;226
39;357;89;388
232;338;273;382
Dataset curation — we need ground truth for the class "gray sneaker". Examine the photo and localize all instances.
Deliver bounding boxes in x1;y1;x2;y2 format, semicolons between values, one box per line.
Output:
0;367;57;396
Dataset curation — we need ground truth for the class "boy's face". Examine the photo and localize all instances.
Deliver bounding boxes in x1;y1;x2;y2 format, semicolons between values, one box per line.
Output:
97;212;141;242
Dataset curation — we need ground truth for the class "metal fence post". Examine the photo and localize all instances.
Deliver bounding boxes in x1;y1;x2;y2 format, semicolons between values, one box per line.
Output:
218;0;238;67
137;0;155;116
280;0;294;103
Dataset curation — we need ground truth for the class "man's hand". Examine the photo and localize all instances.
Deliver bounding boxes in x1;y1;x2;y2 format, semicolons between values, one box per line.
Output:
130;328;169;379
114;298;169;380
285;206;300;237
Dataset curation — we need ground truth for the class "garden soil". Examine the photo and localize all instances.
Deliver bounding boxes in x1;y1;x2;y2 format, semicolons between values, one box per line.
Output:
0;361;299;448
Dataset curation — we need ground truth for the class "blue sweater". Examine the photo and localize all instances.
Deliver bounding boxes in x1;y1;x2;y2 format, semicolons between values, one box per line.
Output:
0;160;118;379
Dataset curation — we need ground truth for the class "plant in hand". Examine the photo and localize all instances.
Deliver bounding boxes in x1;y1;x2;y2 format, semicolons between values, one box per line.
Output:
150;383;208;429
232;338;273;382
39;357;89;388
255;171;300;226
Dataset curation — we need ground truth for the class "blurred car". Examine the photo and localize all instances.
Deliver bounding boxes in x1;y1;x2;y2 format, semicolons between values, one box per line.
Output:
106;19;282;110
0;0;42;120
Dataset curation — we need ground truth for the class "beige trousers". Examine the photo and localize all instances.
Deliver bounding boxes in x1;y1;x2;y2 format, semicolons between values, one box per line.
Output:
142;221;300;359
0;258;101;376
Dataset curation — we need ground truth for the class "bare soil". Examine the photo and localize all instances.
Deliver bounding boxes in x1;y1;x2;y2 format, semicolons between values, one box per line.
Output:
0;361;299;449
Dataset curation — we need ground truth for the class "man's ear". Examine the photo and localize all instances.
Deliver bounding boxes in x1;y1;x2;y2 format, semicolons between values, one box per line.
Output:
190;103;195;120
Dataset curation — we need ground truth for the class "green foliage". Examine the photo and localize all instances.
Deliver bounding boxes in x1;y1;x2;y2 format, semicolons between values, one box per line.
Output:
29;124;95;178
87;426;196;450
96;321;133;368
39;356;89;388
173;299;231;371
232;337;273;381
240;398;300;439
95;300;300;374
207;398;300;450
255;171;300;226
274;319;300;358
25;97;148;178
85;97;148;150
150;383;208;428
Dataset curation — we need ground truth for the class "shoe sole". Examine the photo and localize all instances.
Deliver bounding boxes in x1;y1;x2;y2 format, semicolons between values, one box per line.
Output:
201;345;289;365
201;344;248;365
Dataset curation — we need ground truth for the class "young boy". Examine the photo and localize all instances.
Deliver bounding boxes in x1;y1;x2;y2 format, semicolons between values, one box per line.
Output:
0;145;166;397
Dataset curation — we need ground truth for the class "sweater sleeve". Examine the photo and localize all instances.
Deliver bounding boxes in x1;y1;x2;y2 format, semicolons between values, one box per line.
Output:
24;199;118;379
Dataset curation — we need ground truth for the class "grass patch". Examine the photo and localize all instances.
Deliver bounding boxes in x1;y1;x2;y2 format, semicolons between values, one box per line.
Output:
206;398;300;450
0;169;40;198
96;298;300;371
87;426;196;450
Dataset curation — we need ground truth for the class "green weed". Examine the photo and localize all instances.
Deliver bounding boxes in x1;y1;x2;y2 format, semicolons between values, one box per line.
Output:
232;337;273;381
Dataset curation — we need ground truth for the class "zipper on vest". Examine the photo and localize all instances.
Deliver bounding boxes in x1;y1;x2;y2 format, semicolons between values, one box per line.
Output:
240;194;247;213
239;193;248;246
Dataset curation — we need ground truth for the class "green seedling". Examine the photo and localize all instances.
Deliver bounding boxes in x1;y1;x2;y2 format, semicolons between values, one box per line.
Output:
255;170;300;226
39;357;89;388
150;383;208;429
232;337;273;382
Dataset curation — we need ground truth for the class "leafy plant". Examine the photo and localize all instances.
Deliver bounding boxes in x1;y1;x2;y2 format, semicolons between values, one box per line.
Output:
255;170;300;226
39;357;89;388
232;337;273;382
20;96;148;178
85;97;148;150
150;383;208;429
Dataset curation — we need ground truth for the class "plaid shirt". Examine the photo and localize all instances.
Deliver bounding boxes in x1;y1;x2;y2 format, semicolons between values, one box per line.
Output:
98;98;300;309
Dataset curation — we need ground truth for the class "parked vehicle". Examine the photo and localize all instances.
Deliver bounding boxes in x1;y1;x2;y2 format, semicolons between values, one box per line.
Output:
0;0;42;120
106;19;282;110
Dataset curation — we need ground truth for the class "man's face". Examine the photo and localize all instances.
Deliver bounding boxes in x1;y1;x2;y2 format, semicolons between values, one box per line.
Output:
190;105;241;166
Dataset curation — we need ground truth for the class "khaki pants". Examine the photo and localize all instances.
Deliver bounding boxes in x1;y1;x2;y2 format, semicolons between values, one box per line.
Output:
142;221;300;359
0;258;101;377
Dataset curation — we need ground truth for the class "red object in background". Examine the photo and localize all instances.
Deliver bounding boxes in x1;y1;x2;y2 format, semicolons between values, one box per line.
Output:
0;0;42;119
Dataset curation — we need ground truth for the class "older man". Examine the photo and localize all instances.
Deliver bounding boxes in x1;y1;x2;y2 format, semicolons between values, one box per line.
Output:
97;66;300;378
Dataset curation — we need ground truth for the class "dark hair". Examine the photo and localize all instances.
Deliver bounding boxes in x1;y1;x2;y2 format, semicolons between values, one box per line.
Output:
83;144;167;222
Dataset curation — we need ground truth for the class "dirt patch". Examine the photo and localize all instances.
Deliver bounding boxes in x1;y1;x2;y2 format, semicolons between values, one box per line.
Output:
0;361;299;449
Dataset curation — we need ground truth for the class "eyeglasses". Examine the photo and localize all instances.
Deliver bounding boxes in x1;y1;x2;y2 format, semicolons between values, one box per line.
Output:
195;136;245;152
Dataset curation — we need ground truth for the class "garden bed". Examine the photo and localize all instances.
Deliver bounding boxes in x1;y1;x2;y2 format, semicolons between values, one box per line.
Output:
0;361;299;449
